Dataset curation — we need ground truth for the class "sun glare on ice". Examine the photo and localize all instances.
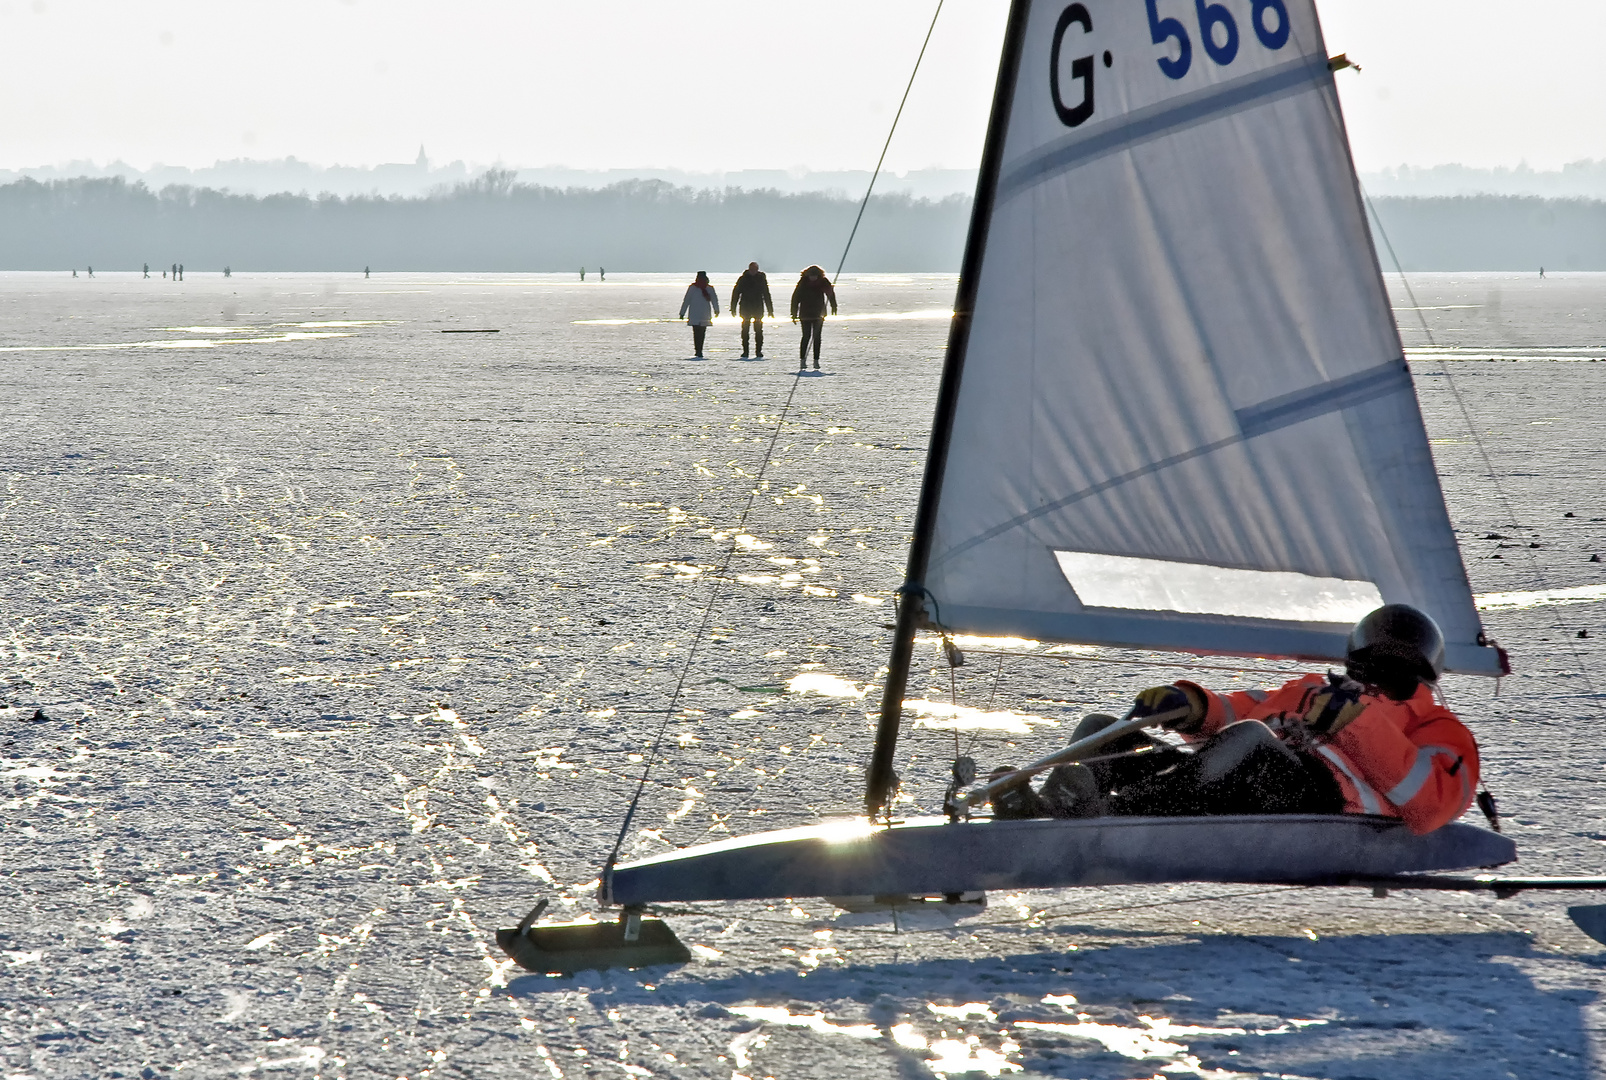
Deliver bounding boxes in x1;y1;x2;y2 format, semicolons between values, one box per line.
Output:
787;672;865;698
906;699;1057;734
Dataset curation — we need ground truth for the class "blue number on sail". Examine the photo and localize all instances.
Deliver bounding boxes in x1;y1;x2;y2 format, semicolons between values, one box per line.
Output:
1251;0;1290;48
1051;4;1096;127
1148;0;1287;79
1194;0;1239;65
1145;0;1192;79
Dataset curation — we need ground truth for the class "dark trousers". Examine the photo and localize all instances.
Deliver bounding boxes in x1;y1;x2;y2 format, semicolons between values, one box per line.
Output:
1074;714;1343;816
739;317;764;355
799;318;823;361
691;324;707;356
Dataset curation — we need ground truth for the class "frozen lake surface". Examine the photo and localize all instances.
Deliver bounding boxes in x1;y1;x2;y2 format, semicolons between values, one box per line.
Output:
2;270;1604;1079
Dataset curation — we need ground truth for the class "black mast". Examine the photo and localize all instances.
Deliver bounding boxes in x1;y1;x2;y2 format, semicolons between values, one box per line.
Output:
865;0;1034;817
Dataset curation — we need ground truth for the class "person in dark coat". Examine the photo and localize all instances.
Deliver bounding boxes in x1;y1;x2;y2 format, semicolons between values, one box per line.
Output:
790;265;837;370
730;262;774;358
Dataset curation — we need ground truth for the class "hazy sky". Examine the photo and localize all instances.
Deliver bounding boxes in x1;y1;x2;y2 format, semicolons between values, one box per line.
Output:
4;0;1601;174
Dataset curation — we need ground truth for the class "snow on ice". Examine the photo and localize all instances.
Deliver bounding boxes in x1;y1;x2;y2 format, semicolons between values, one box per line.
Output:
1;271;1604;1078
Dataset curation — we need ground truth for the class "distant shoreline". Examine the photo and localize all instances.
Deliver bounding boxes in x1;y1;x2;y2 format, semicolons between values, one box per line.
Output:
3;175;1603;272
6;158;1604;202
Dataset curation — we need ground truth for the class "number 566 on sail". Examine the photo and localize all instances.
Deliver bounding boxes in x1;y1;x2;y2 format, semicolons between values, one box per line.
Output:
1051;0;1295;130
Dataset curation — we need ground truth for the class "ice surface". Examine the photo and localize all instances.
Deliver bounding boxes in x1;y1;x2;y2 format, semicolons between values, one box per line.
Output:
0;271;1603;1078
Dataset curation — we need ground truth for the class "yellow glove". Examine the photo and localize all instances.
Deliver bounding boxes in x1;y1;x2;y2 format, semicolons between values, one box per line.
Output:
1296;675;1367;737
1133;684;1205;733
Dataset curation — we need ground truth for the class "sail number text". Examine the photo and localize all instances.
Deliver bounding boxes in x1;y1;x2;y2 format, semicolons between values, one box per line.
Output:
1145;0;1289;78
1052;0;1291;129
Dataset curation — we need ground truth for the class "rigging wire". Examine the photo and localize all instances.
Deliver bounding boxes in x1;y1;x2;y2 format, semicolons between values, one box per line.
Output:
601;372;808;887
832;0;946;284
602;27;947;870
1290;20;1598;707
1361;195;1600;708
601;2;951;873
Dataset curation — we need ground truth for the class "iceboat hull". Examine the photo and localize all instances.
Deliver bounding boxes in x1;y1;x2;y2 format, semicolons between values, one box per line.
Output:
608;815;1516;906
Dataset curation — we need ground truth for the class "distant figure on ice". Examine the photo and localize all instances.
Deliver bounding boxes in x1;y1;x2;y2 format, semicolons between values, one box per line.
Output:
365;266;371;279
790;264;837;370
1539;267;1546;279
730;262;774;358
72;269;77;278
178;264;184;281
171;263;177;280
599;267;605;282
143;263;150;278
678;270;719;358
580;267;586;281
87;266;94;277
224;266;231;278
990;605;1480;835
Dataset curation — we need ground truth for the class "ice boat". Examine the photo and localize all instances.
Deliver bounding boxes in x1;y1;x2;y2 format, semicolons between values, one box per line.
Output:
609;816;1515;907
502;0;1602;970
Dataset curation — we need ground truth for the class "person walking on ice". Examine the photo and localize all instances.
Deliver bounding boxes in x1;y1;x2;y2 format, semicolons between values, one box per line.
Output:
790;264;837;370
678;270;719;358
730;262;773;358
990;604;1481;835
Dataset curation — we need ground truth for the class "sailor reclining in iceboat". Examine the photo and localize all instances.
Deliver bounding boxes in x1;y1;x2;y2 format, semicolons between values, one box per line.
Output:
990;605;1479;835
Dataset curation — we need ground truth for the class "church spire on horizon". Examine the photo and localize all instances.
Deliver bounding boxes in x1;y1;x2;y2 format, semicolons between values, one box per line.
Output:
416;145;429;169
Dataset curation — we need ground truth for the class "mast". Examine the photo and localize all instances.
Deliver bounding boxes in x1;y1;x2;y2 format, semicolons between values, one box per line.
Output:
865;0;1033;818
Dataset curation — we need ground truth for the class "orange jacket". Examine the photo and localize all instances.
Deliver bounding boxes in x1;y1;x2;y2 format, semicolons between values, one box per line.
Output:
1176;673;1478;834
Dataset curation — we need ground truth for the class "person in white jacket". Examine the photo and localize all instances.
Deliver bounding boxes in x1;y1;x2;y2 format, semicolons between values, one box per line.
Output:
678;271;720;358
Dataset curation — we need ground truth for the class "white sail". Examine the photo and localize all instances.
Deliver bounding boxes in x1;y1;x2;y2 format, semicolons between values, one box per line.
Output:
923;0;1504;674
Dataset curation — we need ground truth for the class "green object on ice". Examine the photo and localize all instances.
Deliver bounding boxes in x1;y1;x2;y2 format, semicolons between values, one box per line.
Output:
496;908;691;976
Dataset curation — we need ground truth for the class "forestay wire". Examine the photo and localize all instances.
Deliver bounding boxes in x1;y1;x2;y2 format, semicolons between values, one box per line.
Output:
833;0;946;285
601;372;807;887
603;3;947;888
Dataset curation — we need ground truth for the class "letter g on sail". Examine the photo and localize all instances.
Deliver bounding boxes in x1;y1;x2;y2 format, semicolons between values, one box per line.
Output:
1051;4;1095;127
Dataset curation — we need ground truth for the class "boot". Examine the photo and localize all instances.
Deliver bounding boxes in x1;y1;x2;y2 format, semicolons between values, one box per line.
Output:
1038;763;1106;818
986;766;1043;820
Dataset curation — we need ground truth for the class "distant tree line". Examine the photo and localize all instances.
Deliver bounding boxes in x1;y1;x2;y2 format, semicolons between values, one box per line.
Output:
0;171;970;273
1364;196;1606;272
1;172;1602;271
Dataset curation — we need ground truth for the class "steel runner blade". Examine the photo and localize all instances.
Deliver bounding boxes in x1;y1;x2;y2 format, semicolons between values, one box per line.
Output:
496;918;691;976
1568;905;1606;947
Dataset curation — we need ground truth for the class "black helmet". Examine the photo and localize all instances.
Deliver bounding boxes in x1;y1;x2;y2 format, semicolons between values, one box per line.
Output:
1345;604;1445;699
